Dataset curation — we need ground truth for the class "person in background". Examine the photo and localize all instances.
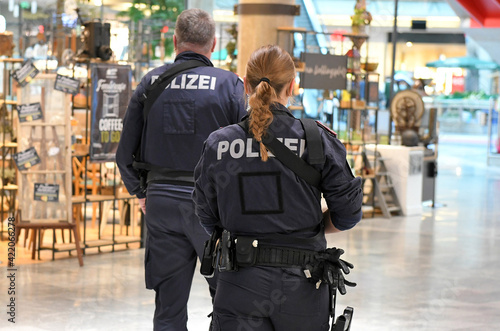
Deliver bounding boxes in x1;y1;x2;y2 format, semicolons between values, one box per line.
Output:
116;8;247;331
193;45;363;330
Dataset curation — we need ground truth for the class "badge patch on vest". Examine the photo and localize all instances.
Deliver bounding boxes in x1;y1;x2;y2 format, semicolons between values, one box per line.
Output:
238;172;284;215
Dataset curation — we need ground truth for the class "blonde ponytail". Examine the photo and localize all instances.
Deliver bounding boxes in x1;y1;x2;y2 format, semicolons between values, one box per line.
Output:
245;45;296;162
248;81;276;161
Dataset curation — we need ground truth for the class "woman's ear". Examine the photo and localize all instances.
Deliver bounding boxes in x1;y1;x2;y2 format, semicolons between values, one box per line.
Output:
288;78;295;96
244;76;251;94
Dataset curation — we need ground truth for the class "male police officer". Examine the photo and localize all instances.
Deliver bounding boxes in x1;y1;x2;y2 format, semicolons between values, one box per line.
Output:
116;8;246;330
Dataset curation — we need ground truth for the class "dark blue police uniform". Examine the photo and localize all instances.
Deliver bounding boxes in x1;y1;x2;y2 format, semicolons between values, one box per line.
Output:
193;103;363;330
116;51;247;330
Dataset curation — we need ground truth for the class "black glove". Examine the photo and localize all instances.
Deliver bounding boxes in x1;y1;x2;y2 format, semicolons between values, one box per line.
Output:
323;248;354;275
332;267;356;295
304;247;356;295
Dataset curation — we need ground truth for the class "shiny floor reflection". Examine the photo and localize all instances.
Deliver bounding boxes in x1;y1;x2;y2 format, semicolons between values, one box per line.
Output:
2;133;500;330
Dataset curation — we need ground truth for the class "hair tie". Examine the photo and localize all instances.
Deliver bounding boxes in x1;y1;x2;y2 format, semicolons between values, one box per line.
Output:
259;77;271;84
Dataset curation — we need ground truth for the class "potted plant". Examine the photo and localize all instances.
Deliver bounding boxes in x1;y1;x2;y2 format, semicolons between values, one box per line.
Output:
351;0;372;34
118;0;184;62
225;24;238;73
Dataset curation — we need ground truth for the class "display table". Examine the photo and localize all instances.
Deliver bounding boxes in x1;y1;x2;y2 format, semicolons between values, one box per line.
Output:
366;145;425;216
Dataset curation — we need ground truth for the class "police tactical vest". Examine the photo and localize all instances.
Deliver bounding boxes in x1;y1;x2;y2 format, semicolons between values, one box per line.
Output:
237;117;324;188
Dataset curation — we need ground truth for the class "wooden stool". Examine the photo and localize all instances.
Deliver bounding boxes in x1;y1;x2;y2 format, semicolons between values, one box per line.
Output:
14;210;84;266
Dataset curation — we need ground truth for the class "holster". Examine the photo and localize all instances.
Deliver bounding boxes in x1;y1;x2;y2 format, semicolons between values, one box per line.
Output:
200;227;222;278
218;230;237;272
132;160;149;195
333;307;354;331
235;236;258;267
138;170;148;195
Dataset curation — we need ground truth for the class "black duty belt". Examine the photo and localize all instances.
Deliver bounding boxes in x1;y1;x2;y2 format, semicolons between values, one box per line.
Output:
234;235;318;268
252;244;317;268
133;160;194;187
147;169;194;187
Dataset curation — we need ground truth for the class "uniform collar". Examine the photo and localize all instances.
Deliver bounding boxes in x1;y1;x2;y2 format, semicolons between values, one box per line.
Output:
270;102;295;118
241;103;295;122
175;51;214;67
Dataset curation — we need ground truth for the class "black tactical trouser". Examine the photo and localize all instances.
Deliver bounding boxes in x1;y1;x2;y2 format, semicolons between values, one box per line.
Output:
211;266;330;331
145;183;217;331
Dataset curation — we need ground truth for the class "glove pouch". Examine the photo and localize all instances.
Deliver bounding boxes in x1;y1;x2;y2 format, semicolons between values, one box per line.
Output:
235;236;258;267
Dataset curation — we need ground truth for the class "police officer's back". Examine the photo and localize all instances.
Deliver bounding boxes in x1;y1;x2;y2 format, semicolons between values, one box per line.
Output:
193;45;363;330
116;8;246;331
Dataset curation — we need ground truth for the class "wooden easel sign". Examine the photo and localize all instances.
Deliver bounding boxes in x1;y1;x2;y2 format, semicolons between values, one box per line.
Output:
33;183;60;202
17;102;43;122
11;60;40;87
54;74;80;95
13;147;41;170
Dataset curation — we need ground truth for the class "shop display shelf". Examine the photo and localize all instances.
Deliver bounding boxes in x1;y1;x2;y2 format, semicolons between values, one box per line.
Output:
0;183;18;190
0;142;17;148
85;239;115;248
0;100;18;106
1;58;21;239
109;235;142;244
40;242;78;253
19;122;66;127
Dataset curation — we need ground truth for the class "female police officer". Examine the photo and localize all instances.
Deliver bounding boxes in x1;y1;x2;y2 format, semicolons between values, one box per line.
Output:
193;45;363;330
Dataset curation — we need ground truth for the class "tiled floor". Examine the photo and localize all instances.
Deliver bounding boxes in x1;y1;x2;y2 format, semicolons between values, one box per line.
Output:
1;133;500;330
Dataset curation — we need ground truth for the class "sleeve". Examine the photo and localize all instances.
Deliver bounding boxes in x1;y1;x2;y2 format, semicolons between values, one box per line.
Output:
320;131;363;230
229;76;247;123
192;139;220;234
116;81;146;198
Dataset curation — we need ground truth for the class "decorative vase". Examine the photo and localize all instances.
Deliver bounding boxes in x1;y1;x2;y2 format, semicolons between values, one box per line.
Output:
352;24;365;35
349;26;367;49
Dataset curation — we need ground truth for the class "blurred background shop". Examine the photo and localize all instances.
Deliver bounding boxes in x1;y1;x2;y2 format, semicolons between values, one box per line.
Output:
0;0;498;253
0;0;498;257
0;1;499;329
1;0;498;143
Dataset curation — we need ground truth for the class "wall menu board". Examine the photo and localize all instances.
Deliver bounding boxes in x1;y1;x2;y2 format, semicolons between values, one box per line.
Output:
299;53;348;90
89;64;132;162
17;102;43;122
34;183;60;202
12;60;40;87
13;147;41;170
54;74;80;95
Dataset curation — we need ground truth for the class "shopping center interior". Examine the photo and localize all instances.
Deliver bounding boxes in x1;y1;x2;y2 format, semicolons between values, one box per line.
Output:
1;0;500;330
9;135;500;330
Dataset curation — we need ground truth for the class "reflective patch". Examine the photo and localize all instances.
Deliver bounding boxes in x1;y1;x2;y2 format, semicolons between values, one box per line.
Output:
216;138;305;160
238;172;283;215
166;74;217;90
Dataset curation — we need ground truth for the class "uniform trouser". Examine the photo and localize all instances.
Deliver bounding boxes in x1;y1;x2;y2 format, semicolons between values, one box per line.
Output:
145;183;217;331
211;266;330;331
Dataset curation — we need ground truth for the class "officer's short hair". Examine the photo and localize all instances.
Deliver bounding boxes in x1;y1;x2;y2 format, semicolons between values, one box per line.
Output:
175;8;215;54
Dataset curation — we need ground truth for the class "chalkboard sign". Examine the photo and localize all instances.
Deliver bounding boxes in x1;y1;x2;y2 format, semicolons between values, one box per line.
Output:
89;64;132;162
34;183;60;202
13;147;41;170
17;102;43;122
299;53;347;90
54;74;80;95
12;60;40;87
